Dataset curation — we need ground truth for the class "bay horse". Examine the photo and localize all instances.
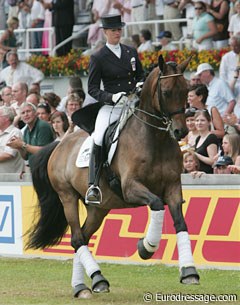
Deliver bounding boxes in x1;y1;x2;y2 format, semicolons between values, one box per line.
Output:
27;55;199;299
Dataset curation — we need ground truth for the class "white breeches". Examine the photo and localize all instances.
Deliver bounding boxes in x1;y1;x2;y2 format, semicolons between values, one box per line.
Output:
93;105;122;146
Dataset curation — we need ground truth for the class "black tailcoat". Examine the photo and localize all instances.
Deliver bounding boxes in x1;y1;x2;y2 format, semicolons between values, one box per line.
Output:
88;44;144;104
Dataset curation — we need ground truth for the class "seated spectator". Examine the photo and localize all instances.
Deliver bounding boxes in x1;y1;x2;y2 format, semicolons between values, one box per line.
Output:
189;72;201;87
207;0;230;49
57;76;85;112
131;34;141;49
137;29;155;52
0;51;44;87
11;82;28;129
29;82;41;95
187;84;225;139
220;133;240;165
196;63;236;116
228;1;240;38
183;150;200;173
50;111;75;141
0;17;19;69
194;109;219;173
1;86;12;106
157;31;177;51
192;1;218;51
0;106;25;174
65;93;83;126
36;103;51;122
42;92;61;116
26;93;41;107
7;102;55;169
223;112;240;134
213;155;234;174
183;107;199;148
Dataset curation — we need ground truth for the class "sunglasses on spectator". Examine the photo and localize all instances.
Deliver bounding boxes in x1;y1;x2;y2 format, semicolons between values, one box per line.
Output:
185;107;209;114
195;6;203;10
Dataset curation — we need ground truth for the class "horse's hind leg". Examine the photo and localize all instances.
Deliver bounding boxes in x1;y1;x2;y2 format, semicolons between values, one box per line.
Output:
57;190;93;298
77;206;110;294
166;185;200;284
72;254;92;299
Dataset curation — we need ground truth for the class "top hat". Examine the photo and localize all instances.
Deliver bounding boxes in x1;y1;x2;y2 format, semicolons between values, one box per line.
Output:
100;14;125;29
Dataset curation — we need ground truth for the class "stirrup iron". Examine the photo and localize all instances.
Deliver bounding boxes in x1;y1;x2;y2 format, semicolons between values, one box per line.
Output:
85;185;102;205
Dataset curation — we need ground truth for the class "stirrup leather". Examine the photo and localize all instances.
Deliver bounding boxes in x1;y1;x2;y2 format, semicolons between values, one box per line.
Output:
85;185;102;205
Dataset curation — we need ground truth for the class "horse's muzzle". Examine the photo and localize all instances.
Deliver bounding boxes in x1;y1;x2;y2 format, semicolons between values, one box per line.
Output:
174;128;188;141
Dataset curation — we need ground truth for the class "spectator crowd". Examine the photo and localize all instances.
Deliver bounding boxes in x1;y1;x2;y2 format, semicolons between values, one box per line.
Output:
0;0;240;177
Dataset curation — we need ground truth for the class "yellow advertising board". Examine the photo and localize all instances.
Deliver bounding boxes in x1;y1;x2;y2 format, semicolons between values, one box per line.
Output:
22;186;240;269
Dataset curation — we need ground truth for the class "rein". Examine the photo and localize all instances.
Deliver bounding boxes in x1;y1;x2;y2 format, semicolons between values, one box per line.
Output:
132;71;185;132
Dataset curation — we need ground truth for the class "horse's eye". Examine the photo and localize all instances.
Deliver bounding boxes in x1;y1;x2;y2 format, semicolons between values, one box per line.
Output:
162;90;171;98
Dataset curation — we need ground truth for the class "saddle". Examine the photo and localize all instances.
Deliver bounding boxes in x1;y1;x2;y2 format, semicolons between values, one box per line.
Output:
75;94;140;197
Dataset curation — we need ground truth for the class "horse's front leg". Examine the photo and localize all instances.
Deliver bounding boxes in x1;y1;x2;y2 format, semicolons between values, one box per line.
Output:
122;180;166;260
165;183;200;284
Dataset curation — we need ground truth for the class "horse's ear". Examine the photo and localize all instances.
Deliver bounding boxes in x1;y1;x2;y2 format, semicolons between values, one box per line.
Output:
158;55;167;74
178;56;192;73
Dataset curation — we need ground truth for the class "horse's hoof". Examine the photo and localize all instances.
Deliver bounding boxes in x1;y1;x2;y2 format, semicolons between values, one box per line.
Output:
137;238;157;260
182;276;200;285
92;273;110;293
180;266;200;285
76;289;93;299
73;284;92;298
93;281;110;293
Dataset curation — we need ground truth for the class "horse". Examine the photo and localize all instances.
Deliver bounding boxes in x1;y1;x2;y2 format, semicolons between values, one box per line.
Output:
26;55;200;299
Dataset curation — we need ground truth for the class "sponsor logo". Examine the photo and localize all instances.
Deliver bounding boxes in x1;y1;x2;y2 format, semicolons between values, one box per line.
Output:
0;195;15;244
39;194;239;266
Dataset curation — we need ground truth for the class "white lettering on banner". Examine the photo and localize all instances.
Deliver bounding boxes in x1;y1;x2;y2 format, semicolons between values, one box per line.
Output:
0;186;23;255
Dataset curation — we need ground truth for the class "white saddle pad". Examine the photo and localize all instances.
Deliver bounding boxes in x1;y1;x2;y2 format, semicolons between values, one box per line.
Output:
75;136;93;168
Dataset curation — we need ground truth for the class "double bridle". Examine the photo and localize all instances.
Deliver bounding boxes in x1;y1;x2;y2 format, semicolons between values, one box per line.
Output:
132;68;186;132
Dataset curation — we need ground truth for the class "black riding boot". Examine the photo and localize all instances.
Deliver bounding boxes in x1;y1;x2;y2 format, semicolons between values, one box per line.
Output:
85;144;102;205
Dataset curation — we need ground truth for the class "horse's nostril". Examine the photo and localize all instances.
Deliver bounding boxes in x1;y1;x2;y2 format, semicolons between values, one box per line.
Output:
174;128;188;141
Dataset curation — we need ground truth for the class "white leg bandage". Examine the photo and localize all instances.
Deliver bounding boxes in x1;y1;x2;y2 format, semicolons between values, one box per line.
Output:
71;253;85;288
77;245;100;278
177;231;194;269
146;210;165;247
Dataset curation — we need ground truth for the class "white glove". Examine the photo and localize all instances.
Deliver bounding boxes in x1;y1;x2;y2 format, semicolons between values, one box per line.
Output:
112;92;127;104
136;81;144;88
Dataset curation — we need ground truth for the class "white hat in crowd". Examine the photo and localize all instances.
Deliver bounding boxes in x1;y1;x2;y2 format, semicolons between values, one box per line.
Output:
196;63;214;75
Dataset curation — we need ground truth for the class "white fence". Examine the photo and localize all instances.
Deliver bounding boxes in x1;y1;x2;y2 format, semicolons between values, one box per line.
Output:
0;18;189;60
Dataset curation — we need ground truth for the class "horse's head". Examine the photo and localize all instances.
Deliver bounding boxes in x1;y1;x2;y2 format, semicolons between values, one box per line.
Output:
140;55;190;140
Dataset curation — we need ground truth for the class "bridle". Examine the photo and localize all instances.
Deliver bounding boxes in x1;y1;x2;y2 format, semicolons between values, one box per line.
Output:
132;65;186;132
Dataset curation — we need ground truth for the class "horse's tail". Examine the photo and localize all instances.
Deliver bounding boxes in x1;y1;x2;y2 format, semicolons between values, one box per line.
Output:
26;141;68;250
